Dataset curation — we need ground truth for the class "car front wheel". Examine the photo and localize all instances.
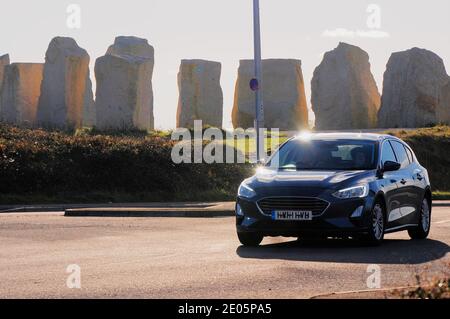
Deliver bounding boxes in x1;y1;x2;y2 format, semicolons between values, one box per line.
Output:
237;232;263;247
408;198;431;240
362;201;385;246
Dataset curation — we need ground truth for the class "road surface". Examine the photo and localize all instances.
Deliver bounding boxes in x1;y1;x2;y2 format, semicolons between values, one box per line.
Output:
0;208;449;298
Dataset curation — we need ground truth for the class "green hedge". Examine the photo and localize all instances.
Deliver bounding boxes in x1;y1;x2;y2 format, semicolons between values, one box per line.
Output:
388;126;450;192
0;125;252;204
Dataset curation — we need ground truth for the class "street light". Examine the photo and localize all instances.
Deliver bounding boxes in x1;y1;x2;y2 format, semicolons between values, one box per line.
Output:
252;0;264;162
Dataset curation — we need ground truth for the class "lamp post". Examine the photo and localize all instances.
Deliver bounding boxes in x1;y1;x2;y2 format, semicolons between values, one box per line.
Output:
252;0;264;162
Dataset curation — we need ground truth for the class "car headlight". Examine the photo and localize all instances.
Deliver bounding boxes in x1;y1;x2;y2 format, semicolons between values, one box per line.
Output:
238;183;256;199
332;185;369;199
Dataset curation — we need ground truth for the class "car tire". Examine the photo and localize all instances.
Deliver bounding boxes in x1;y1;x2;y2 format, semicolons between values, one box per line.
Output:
237;232;263;247
362;200;385;246
408;198;431;240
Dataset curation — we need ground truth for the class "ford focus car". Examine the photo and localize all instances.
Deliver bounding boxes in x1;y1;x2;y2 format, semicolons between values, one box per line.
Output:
236;133;432;246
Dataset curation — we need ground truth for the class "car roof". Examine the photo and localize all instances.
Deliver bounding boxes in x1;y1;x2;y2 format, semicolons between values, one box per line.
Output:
292;132;401;143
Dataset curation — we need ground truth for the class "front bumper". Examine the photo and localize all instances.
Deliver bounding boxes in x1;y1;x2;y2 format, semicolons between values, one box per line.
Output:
236;195;375;237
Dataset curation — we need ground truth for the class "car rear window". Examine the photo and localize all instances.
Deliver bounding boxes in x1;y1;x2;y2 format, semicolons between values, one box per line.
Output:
404;146;414;163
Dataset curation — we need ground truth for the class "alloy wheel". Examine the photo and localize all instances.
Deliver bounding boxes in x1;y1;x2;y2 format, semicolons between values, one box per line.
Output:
372;204;384;240
421;199;431;232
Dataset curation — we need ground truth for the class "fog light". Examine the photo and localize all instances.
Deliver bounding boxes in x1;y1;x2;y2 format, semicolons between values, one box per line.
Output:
236;203;244;217
351;206;364;218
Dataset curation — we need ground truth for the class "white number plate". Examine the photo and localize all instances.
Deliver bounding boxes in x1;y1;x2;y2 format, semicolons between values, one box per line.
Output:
271;210;313;221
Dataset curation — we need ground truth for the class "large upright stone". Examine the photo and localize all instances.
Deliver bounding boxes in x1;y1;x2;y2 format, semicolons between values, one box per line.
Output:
37;37;94;129
378;48;449;128
177;60;223;128
437;80;450;125
0;63;44;125
232;59;308;130
0;54;10;92
311;42;381;130
95;36;154;130
106;36;154;58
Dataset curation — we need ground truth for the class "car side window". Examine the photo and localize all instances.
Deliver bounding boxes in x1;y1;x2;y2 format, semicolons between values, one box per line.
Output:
404;146;414;163
381;141;397;165
390;141;410;169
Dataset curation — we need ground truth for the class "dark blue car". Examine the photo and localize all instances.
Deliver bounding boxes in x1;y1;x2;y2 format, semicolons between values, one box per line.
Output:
236;133;432;246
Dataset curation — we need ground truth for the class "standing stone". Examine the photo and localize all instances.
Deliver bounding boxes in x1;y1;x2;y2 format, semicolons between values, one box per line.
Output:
37;37;94;129
437;80;450;125
0;54;10;118
378;47;449;128
177;60;223;128
0;54;10;93
106;36;154;58
311;42;381;130
232;59;308;130
83;80;95;127
95;36;154;130
0;63;44;125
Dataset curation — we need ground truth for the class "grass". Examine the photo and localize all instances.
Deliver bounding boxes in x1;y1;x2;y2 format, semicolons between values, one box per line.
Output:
222;136;288;158
432;191;450;200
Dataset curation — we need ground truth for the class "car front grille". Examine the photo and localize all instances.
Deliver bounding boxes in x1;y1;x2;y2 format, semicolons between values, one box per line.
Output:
257;197;329;217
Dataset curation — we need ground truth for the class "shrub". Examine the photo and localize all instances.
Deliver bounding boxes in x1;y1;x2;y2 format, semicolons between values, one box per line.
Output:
0;124;253;203
387;126;450;192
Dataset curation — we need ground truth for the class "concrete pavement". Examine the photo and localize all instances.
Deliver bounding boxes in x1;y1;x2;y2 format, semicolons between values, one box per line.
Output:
0;207;448;298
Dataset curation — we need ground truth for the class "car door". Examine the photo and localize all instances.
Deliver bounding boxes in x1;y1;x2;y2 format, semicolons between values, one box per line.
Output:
379;140;403;228
404;144;426;222
389;140;418;226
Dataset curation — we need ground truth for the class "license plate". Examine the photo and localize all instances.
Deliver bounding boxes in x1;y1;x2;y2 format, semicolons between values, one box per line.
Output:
272;210;313;221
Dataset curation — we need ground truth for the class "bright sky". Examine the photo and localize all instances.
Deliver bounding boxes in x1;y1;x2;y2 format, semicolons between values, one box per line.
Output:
1;0;449;129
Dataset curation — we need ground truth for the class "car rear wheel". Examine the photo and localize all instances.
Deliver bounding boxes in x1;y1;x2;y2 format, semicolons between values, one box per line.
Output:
362;201;385;246
237;232;263;247
408;198;431;240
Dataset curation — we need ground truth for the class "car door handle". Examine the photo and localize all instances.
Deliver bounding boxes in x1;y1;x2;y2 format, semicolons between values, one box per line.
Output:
400;179;407;185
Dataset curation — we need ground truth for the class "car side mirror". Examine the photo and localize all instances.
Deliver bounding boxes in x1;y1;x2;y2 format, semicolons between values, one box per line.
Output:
382;161;401;172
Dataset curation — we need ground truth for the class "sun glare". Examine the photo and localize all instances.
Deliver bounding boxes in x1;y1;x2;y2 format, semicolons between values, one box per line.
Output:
297;130;313;142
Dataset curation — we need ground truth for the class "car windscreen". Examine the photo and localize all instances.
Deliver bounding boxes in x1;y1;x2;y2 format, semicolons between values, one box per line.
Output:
268;139;378;171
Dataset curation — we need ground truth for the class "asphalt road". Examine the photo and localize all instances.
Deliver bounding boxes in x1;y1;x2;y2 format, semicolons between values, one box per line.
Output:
0;208;449;299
